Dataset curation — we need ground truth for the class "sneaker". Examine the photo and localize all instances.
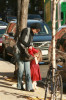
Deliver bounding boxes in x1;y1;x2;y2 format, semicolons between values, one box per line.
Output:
18;88;25;91
35;86;38;90
28;89;35;92
12;83;17;88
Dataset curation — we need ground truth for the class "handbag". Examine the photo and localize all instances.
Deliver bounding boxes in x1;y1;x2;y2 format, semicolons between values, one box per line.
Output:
17;28;34;61
19;43;34;61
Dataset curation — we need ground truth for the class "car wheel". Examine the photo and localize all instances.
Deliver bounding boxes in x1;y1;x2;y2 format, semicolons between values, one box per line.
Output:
2;47;6;59
2;45;8;60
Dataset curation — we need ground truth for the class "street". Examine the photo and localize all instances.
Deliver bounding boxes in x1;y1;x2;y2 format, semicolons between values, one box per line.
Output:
0;58;45;100
0;58;66;100
39;64;66;95
39;64;49;78
0;0;66;100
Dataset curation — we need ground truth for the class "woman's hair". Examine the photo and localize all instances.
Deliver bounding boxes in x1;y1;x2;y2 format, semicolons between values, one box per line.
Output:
30;23;41;30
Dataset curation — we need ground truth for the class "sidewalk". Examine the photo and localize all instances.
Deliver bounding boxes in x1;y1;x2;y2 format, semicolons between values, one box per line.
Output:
0;59;66;100
0;59;44;100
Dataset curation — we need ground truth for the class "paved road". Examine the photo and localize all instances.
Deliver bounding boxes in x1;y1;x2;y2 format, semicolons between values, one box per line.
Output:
39;64;49;78
0;58;66;100
39;64;66;94
39;63;66;99
0;58;44;100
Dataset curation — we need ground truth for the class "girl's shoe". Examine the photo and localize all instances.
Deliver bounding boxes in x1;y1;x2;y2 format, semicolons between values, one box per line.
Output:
27;89;35;92
35;86;38;89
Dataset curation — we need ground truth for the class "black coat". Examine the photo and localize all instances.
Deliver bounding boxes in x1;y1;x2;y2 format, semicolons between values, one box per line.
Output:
16;28;34;61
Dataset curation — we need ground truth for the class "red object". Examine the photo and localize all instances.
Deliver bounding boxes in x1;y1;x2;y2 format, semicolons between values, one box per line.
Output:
28;47;42;81
7;23;16;34
30;60;42;81
28;47;39;56
0;37;3;53
49;28;66;53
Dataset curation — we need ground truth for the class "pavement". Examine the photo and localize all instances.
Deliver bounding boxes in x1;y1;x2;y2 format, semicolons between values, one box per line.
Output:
0;58;66;100
0;59;44;100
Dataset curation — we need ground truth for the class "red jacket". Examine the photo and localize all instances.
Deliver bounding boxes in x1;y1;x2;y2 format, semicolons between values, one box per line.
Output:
28;47;39;57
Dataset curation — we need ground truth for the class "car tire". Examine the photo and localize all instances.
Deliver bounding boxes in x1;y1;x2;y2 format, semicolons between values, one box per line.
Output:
2;44;8;60
2;46;6;59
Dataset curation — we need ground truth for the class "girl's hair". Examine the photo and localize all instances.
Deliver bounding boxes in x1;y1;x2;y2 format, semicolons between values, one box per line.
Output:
34;49;42;62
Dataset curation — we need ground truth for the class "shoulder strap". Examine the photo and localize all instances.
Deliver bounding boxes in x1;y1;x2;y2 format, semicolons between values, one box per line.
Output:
24;28;30;43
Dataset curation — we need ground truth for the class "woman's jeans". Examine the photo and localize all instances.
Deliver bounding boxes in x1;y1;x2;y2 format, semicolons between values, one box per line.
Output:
16;54;33;90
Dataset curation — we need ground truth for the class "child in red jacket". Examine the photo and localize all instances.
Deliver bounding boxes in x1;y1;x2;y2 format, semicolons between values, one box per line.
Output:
28;46;42;90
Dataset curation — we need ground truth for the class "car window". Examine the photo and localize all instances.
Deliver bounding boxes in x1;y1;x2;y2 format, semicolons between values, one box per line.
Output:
0;29;6;34
0;29;6;37
7;16;17;22
44;25;49;34
38;23;51;35
0;21;8;26
57;26;66;32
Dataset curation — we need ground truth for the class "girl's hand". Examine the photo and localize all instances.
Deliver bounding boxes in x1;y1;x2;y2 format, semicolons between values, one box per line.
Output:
34;53;38;58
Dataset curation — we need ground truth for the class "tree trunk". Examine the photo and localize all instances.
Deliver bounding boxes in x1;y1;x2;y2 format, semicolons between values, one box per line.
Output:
15;0;29;40
20;0;29;31
14;0;29;78
15;0;21;41
51;0;56;100
52;0;56;70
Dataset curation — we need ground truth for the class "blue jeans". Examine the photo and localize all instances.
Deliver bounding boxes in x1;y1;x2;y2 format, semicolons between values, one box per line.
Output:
16;54;33;90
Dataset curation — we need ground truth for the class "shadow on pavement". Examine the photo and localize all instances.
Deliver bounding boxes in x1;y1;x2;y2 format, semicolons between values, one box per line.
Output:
37;78;45;88
0;72;14;77
0;90;37;100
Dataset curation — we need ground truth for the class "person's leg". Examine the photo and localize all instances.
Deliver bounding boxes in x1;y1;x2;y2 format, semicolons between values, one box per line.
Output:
32;81;35;89
17;60;24;89
32;81;38;90
35;81;38;89
24;61;33;91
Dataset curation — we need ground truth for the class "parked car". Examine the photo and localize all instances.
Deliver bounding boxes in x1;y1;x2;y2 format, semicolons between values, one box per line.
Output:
6;14;43;22
2;20;52;62
0;21;8;26
0;21;8;54
57;25;66;32
28;14;43;22
6;16;17;23
48;27;66;82
0;26;7;55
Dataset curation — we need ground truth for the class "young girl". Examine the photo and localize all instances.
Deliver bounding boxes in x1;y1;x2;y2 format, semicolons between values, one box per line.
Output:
28;46;42;90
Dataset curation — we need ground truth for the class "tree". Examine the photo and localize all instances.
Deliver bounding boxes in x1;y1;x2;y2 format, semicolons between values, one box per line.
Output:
15;0;29;41
51;0;60;100
14;0;29;77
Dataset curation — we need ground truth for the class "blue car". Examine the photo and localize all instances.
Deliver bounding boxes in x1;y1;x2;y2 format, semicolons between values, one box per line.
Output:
27;20;52;62
28;14;43;22
2;20;52;63
0;21;8;26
